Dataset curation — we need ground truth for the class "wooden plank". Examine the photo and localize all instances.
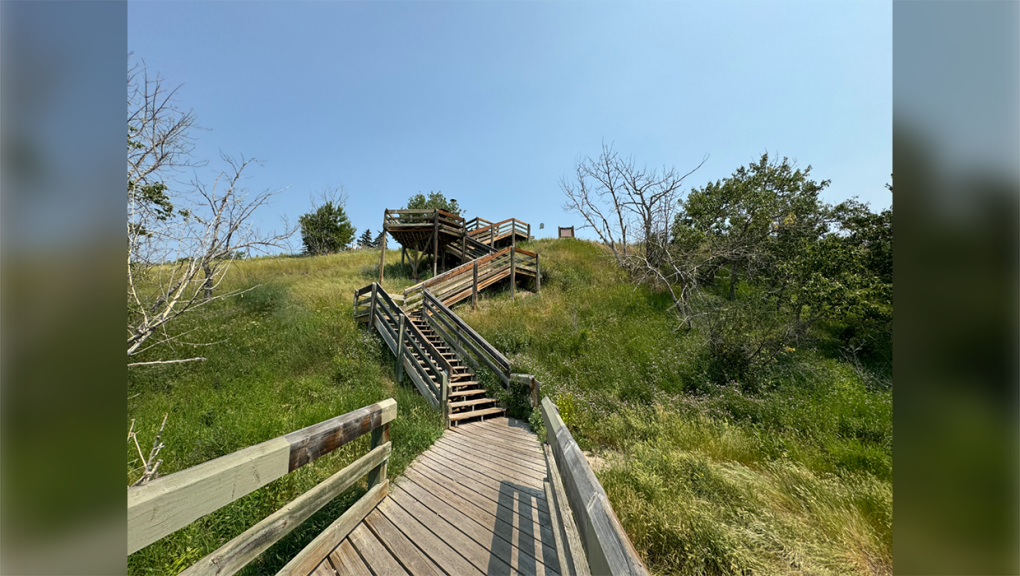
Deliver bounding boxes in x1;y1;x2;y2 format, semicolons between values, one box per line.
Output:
438;433;547;473
452;420;543;447
179;443;391;576
284;399;397;471
412;454;551;521
377;498;485;576
428;441;545;487
328;539;371;576
542;398;649;576
450;426;546;456
545;445;590;576
543;480;570;576
404;355;440;408
276;480;388;576
128;399;396;555
434;434;547;474
420;447;547;499
368;424;389;489
128;437;290;555
393;479;563;574
400;472;561;574
348;523;409;576
448;406;504;422
310;562;336;576
402;467;556;545
388;489;519;576
364;509;444;576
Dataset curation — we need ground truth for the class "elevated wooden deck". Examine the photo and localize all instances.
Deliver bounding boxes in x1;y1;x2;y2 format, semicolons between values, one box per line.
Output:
309;418;559;576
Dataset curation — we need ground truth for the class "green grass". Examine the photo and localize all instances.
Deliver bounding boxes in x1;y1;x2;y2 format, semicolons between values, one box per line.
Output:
128;241;892;576
127;249;442;575
457;238;892;576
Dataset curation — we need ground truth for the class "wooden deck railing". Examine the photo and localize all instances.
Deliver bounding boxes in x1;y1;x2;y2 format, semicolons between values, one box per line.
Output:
541;396;650;576
128;399;397;576
467;217;531;246
422;289;512;386
402;246;539;310
355;283;451;417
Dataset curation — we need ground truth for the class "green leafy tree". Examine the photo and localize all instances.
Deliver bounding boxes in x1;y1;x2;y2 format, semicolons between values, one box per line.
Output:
373;229;385;248
404;191;462;217
299;187;355;255
359;228;375;249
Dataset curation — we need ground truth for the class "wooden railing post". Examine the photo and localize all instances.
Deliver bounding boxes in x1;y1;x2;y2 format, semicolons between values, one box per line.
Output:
441;370;450;429
461;233;467;264
395;314;406;382
369;284;378;330
536;253;541;292
472;261;478;310
432;209;439;277
378;213;387;284
367;421;389;489
510;249;517;302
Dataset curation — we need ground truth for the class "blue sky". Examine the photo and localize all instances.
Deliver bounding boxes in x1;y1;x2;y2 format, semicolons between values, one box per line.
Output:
128;1;891;247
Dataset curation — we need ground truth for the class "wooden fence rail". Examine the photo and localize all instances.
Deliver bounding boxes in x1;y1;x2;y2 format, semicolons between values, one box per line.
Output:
541;396;650;576
421;289;512;386
128;399;397;576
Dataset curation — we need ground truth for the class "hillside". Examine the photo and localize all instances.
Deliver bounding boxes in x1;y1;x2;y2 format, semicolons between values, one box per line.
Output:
460;238;892;576
128;240;891;575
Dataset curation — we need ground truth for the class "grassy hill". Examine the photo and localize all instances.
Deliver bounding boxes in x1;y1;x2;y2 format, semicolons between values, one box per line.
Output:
127;240;891;575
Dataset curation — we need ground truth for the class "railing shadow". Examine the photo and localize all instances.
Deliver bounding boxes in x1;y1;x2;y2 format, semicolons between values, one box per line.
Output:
488;481;559;576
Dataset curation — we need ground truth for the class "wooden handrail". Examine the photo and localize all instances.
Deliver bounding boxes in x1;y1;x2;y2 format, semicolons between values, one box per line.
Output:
422;290;510;375
128;399;397;558
541;397;649;575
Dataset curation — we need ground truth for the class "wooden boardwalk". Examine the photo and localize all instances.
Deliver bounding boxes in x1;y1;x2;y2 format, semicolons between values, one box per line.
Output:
309;418;561;576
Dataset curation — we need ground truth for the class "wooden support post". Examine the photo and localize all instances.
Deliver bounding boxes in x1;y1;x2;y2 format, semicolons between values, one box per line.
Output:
510;248;516;302
378;227;387;284
472;261;478;310
395;314;406;383
440;371;450;429
536;253;541;293
367;423;389;488
490;226;494;247
401;246;406;266
369;284;378;329
528;222;532;241
461;233;467;264
432;209;439;277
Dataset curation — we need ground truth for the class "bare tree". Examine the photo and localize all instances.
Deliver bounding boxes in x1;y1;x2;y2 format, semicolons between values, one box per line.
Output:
561;142;705;266
127;59;294;366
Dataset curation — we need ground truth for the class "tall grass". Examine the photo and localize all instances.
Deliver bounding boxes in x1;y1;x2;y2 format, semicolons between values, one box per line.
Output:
459;238;892;575
127;249;443;575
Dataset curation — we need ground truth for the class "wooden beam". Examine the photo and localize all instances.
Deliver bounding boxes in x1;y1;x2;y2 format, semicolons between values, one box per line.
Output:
544;444;591;576
536;253;541;292
541;397;649;576
510;246;516;302
432;209;439;278
275;480;389;576
128;399;397;555
367;424;389;489
378;213;387;284
395;314;406;383
178;443;391;576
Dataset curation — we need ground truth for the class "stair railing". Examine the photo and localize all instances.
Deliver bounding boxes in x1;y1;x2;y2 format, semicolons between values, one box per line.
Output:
403;246;514;310
421;289;512;387
354;282;451;424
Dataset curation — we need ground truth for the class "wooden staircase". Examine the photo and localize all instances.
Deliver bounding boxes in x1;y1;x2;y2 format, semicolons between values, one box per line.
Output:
407;312;504;424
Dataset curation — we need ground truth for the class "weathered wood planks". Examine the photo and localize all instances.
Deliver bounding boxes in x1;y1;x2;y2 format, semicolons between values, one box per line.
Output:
128;399;397;555
541;397;650;576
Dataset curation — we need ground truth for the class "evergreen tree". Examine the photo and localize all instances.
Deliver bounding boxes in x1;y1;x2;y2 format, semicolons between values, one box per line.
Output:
359;228;375;249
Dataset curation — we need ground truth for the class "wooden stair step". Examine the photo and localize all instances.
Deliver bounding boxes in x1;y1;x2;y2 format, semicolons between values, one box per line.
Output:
449;407;505;421
449;389;486;398
450;398;498;409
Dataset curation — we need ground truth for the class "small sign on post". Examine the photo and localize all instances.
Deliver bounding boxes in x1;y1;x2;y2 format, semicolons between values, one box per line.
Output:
558;226;574;238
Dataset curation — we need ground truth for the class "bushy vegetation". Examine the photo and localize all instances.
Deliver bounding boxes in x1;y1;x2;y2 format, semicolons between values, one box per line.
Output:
127;249;441;575
460;238;892;575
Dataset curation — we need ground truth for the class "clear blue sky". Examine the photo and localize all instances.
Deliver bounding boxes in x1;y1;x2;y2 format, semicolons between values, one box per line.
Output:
128;1;891;247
